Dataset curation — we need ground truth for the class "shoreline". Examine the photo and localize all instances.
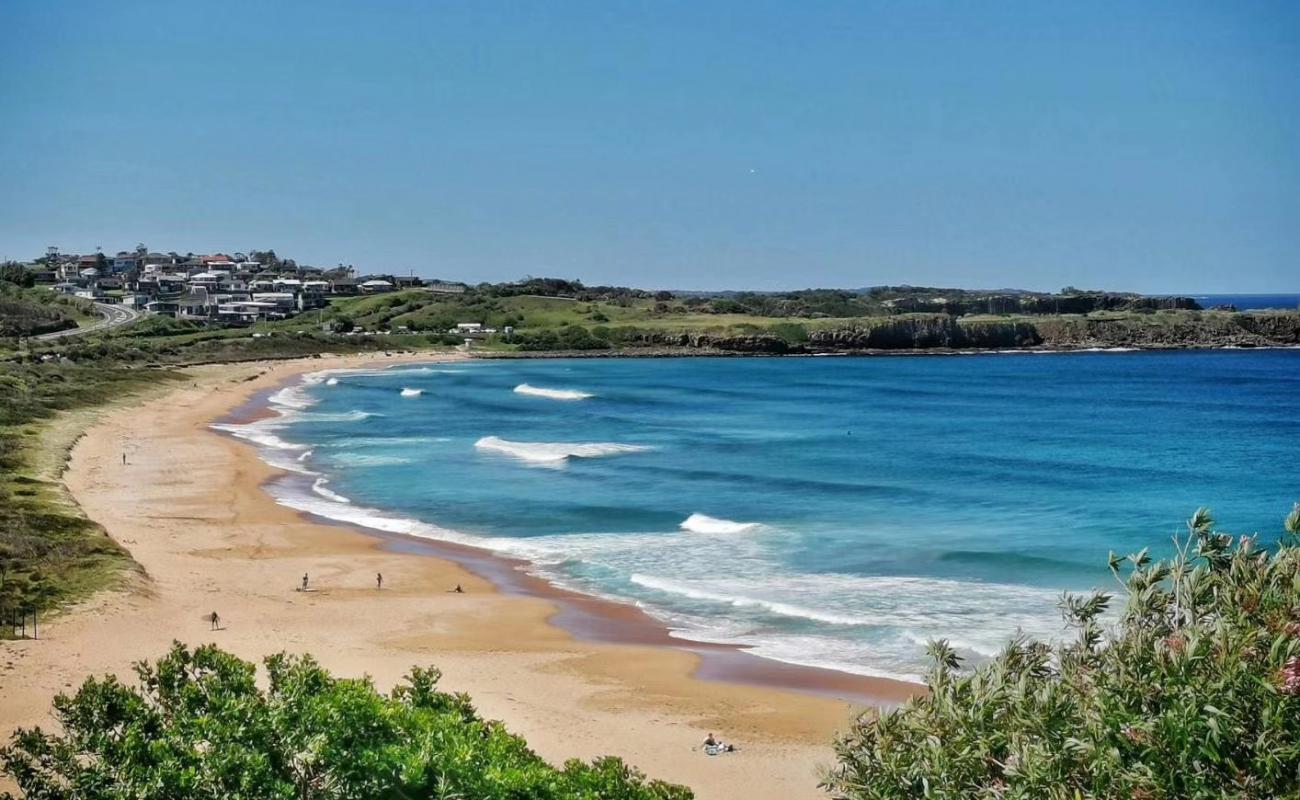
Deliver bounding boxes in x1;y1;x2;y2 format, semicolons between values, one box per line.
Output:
0;351;912;800
227;362;920;703
470;342;1300;359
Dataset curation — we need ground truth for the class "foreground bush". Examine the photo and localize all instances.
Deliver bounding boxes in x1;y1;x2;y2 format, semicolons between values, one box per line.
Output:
1;644;691;799
825;507;1300;799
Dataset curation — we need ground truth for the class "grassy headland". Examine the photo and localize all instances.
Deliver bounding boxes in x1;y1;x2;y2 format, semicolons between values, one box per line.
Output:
310;281;1300;354
0;361;173;633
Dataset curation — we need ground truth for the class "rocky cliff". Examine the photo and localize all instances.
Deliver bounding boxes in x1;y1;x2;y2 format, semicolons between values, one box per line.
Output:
613;312;1300;354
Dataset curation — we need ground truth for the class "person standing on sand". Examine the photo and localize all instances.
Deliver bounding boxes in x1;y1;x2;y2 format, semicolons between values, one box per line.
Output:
301;573;309;592
209;611;220;630
121;453;126;466
376;572;383;590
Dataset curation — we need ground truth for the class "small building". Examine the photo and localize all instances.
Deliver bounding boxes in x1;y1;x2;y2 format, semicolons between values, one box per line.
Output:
112;254;139;273
251;292;298;312
360;279;394;294
178;287;217;319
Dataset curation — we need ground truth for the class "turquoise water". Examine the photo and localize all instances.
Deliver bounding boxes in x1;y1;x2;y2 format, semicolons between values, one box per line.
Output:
219;352;1300;681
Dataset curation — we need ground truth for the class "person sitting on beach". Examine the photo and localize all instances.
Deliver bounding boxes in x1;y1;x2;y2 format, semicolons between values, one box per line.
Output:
209;611;220;631
453;584;464;593
703;733;718;748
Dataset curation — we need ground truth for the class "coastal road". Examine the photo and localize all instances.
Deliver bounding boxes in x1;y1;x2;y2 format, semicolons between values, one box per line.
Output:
35;301;144;341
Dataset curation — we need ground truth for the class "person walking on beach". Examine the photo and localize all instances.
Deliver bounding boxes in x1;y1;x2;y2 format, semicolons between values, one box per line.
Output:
376;572;383;590
121;452;127;466
301;573;309;592
209;611;220;631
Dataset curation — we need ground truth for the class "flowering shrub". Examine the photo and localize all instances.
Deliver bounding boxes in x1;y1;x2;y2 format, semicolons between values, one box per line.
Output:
825;507;1300;800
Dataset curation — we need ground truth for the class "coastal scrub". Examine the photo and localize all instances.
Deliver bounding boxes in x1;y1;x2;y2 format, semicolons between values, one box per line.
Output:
0;643;693;799
824;507;1300;799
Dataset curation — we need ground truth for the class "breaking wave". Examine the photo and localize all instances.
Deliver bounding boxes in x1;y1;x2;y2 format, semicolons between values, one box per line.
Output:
679;513;763;535
513;384;593;401
400;387;423;397
268;385;317;410
474;436;651;465
629;574;864;626
311;477;351;504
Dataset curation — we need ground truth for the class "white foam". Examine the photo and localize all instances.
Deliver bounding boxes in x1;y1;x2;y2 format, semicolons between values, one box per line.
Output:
271;485;487;551
513;383;594;401
400;387;423;397
474;436;651;466
328;453;415;467
325;377;340;386
629;574;865;626
298;409;378;423
211;422;307;453
679;513;763;535
311;477;352;504
268;385;317;410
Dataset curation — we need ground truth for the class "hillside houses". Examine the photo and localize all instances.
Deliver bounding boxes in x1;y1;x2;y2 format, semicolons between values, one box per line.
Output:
21;246;458;324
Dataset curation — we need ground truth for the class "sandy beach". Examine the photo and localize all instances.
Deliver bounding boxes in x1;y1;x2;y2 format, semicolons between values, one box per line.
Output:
0;351;918;799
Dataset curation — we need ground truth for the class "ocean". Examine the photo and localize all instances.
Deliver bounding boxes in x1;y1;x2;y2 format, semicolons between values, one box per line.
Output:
1187;293;1300;310
218;351;1300;682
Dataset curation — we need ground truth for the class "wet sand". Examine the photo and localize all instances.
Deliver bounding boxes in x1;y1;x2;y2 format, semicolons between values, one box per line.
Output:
0;351;920;799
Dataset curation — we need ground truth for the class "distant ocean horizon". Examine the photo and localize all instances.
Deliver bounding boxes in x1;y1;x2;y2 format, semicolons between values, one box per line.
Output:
1173;293;1300;310
219;351;1300;682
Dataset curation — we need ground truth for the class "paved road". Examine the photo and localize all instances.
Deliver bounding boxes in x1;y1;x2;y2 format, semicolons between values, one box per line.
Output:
35;301;144;341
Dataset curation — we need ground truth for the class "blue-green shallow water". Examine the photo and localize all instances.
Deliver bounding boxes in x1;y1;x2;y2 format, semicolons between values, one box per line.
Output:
217;351;1300;681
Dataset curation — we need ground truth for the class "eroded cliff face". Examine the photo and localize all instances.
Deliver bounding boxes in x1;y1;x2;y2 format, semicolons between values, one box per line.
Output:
1031;313;1300;349
614;312;1300;354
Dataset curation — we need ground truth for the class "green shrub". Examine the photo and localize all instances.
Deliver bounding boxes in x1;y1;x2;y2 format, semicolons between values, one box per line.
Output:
824;507;1300;800
516;324;610;351
1;643;692;799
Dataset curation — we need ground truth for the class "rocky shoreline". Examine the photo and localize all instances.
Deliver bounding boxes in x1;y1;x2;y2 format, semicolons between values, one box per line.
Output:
478;311;1300;358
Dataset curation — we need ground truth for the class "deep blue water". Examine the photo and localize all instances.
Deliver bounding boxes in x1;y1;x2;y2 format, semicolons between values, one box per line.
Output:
1186;293;1300;310
220;351;1300;680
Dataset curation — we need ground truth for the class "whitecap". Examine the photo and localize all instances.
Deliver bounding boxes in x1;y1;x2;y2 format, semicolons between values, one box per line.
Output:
474;436;651;466
513;383;593;401
400;387;423;397
679;513;763;535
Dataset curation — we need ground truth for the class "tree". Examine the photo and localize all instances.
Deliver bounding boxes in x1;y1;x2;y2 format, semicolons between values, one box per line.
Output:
1;643;691;799
824;507;1300;800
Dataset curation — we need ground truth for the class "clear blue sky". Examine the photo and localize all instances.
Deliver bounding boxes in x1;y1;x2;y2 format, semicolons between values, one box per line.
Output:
2;1;1296;292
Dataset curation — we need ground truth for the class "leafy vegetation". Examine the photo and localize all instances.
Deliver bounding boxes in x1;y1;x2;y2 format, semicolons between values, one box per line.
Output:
0;643;692;799
824;507;1300;800
0;282;93;338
